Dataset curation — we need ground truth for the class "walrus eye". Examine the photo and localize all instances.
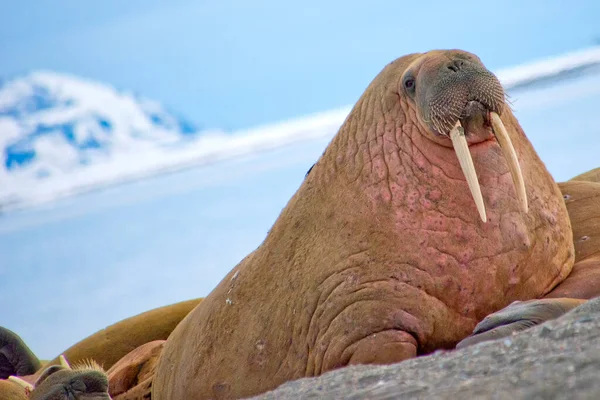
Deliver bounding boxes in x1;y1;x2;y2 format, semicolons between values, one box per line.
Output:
403;76;416;94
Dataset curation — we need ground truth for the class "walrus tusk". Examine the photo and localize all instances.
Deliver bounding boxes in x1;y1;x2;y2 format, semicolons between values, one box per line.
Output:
8;375;34;392
59;354;71;369
489;112;528;214
449;121;487;222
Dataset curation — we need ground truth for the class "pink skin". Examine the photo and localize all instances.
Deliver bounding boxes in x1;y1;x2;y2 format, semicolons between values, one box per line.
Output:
459;179;600;348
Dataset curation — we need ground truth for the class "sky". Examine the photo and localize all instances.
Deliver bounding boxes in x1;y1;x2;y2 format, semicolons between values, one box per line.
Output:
1;1;599;131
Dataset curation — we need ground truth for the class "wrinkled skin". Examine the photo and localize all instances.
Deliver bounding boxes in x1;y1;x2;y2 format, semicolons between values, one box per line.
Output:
153;50;574;399
458;178;600;347
29;365;111;400
0;359;112;400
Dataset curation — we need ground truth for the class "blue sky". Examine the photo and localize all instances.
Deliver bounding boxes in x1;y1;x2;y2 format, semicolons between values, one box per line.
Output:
1;1;599;131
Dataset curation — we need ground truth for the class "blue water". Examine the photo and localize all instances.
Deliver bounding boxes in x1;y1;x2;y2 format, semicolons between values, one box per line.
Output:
2;73;600;359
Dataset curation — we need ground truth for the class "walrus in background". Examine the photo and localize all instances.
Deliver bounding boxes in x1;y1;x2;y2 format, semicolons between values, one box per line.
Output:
1;327;41;380
105;340;165;400
0;379;28;400
6;355;111;400
570;167;600;183
152;49;583;399
0;299;200;399
42;298;201;372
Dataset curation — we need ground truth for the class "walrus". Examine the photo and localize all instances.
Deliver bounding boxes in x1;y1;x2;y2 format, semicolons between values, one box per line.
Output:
0;299;200;399
65;172;597;399
151;49;580;399
1;327;42;379
569;167;600;184
0;379;28;400
7;355;111;400
105;340;165;400
42;298;201;371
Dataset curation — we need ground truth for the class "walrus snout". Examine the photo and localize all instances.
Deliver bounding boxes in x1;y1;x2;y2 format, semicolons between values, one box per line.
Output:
417;55;505;137
407;51;526;223
8;355;112;400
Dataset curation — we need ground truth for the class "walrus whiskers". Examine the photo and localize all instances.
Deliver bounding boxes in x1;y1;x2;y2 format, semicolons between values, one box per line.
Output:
490;112;529;214
449;120;487;222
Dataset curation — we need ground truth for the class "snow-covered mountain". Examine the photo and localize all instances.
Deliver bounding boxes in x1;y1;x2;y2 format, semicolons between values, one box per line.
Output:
0;71;350;213
0;71;217;210
0;70;351;212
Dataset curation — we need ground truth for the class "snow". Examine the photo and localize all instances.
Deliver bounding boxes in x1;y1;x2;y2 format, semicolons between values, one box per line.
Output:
2;46;600;212
0;70;202;210
497;46;600;89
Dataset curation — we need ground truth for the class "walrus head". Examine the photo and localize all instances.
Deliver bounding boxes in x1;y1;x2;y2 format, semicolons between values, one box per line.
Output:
400;50;527;221
9;356;111;400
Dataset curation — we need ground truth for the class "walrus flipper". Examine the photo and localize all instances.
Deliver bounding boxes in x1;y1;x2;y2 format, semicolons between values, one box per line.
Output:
0;327;41;379
455;298;585;349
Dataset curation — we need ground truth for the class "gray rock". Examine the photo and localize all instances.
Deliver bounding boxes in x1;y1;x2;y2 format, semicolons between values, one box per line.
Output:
253;297;600;400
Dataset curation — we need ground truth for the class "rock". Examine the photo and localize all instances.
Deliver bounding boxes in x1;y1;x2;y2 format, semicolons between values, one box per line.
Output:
253;297;600;400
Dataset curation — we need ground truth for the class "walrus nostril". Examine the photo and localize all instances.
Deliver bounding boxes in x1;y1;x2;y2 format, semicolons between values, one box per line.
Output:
447;59;465;72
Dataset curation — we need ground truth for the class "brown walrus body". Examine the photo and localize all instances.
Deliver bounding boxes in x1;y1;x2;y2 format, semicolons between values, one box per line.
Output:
456;177;600;348
569;167;600;183
547;180;600;299
153;50;574;399
107;340;165;400
43;298;201;371
0;379;28;400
